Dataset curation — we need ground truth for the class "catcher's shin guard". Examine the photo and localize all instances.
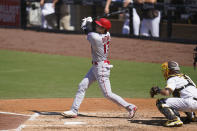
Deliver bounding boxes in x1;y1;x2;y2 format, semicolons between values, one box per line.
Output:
156;98;180;120
184;112;196;122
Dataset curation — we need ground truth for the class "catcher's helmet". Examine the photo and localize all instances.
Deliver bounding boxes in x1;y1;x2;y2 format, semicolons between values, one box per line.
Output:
161;61;180;80
95;18;111;30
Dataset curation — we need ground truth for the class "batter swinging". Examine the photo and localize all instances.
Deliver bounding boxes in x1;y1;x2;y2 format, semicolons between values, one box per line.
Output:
62;17;137;118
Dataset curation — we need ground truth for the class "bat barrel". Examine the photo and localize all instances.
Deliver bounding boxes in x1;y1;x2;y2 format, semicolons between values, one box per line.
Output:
93;8;129;20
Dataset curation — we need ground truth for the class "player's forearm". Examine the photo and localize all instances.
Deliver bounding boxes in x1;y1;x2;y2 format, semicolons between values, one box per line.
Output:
159;89;171;96
144;0;157;3
52;0;58;7
53;0;59;4
105;0;112;13
83;22;93;34
105;0;112;8
40;0;45;6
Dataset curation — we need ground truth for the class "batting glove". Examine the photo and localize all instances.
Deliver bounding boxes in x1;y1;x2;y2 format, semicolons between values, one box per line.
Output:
85;17;93;23
81;17;93;30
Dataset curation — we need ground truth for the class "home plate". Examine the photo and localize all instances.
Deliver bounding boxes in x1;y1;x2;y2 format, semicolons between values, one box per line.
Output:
64;121;86;125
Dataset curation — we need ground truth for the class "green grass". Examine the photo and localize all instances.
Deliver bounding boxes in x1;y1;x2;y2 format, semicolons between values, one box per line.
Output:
0;50;196;99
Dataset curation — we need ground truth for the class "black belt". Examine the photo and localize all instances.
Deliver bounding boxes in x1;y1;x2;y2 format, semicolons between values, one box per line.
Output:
193;98;197;101
92;60;110;65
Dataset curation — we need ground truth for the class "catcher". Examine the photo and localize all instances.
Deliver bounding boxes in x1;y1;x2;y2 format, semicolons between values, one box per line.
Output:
150;61;197;127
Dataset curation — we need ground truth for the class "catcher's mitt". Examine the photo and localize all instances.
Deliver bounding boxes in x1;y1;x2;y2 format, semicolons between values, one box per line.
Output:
150;86;161;98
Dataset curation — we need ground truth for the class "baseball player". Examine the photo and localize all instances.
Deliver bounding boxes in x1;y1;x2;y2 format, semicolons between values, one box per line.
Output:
104;0;141;36
150;61;197;127
139;0;161;37
40;0;57;29
62;17;137;118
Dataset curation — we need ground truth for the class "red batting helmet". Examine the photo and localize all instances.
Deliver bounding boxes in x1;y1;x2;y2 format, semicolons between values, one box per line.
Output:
95;18;111;30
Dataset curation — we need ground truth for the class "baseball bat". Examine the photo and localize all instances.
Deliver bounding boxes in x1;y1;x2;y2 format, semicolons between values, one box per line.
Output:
93;8;129;20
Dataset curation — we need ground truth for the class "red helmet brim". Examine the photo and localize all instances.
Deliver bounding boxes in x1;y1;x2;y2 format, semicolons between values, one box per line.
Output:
95;20;103;27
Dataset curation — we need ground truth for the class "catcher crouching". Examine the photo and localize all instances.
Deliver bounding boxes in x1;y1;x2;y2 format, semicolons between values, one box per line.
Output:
150;61;197;127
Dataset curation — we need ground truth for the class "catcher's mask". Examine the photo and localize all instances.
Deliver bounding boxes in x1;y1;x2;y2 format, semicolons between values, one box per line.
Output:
161;61;180;80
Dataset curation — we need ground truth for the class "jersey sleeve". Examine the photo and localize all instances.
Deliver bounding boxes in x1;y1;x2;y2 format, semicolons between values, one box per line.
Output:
87;32;99;46
165;78;176;92
83;22;93;34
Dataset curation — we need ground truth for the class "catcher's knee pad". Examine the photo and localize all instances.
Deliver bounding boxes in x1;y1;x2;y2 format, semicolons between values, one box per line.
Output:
156;98;179;120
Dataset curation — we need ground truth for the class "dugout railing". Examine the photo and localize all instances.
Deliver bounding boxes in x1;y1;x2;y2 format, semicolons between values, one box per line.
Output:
1;0;197;44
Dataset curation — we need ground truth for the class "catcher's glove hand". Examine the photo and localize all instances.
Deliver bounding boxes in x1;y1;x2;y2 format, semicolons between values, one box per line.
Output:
150;86;161;98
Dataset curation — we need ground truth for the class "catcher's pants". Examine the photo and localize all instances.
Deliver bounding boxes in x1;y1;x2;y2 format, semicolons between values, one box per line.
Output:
165;97;197;112
71;61;134;111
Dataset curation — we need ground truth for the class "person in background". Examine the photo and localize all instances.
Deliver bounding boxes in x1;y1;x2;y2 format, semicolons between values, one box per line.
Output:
105;0;141;36
139;0;161;37
54;0;75;30
40;0;57;29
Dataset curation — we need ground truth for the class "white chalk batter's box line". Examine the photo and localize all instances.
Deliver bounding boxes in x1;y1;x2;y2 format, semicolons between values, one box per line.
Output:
0;112;40;121
16;113;40;131
0;111;40;131
15;119;113;130
0;111;128;131
14;123;116;129
0;111;92;131
0;111;32;117
18;112;128;130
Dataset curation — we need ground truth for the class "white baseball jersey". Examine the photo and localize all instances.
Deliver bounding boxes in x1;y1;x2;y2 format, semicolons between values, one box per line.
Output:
87;32;110;62
166;74;197;98
70;30;135;112
165;74;197;112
